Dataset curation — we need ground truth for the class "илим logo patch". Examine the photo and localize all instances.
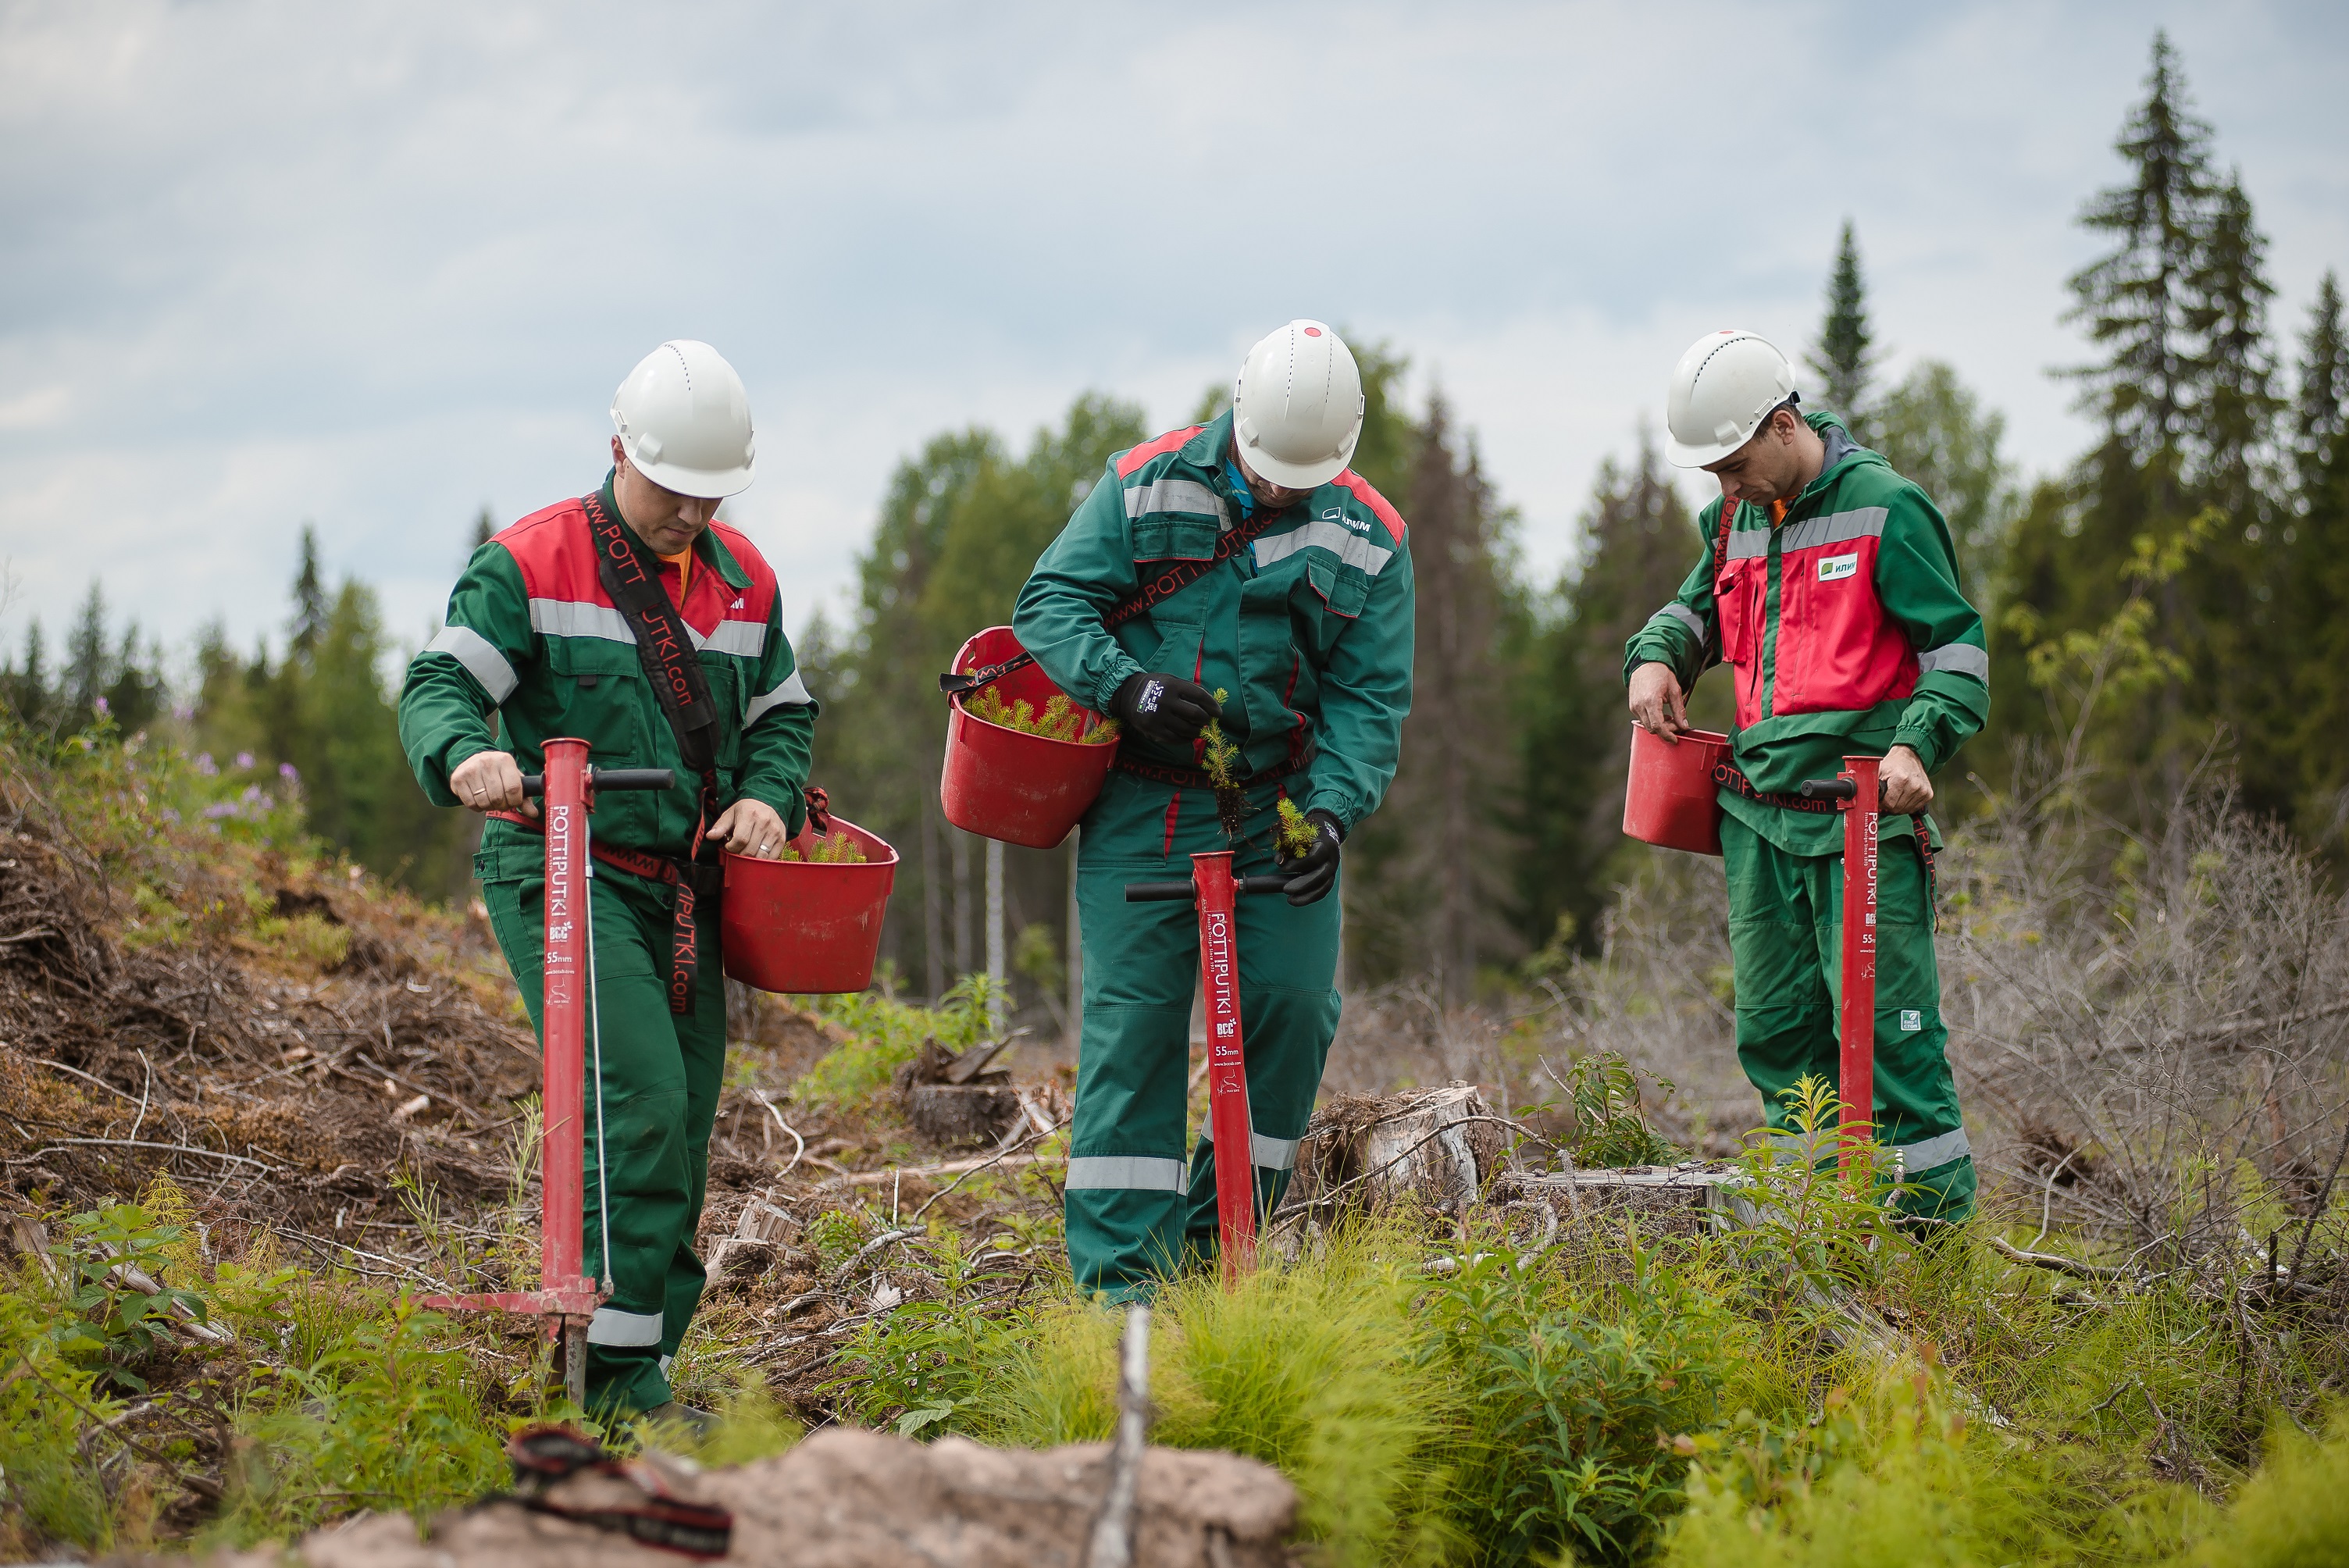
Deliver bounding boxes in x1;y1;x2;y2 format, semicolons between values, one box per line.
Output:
1818;552;1859;581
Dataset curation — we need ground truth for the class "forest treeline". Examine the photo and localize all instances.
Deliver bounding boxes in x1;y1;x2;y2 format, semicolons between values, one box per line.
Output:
5;35;2344;1010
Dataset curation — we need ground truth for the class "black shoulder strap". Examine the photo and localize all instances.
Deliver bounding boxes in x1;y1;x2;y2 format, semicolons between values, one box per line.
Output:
939;502;1292;697
580;492;725;849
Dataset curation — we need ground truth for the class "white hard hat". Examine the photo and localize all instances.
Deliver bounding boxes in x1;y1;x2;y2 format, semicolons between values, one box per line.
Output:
1664;330;1798;468
1231;319;1365;490
610;340;756;498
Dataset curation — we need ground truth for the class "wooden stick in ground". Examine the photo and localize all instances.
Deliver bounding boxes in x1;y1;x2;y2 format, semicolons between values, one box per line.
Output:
911;1126;1055;1221
1085;1304;1152;1568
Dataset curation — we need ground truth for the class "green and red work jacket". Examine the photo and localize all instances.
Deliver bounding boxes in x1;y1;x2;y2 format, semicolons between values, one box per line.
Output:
1620;414;1988;855
397;473;817;877
1011;408;1415;837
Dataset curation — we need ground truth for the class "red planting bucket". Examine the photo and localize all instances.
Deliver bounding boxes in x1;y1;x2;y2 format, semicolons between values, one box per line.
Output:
1621;723;1730;857
721;815;898;994
939;625;1121;849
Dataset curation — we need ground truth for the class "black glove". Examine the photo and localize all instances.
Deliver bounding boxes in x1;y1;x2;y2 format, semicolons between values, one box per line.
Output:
1277;808;1344;906
1112;672;1222;749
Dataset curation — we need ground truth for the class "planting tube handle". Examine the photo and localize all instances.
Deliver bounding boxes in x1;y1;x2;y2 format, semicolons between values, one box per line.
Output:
521;768;677;797
1123;873;1300;903
1798;776;1857;801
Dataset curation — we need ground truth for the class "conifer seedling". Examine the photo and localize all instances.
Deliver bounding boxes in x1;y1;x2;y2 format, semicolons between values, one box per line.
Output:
1276;796;1320;861
1200;688;1250;840
779;832;869;864
961;681;1119;744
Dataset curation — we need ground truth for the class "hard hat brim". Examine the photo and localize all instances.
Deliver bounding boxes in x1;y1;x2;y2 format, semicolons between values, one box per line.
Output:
628;451;755;500
1235;429;1359;490
1663;428;1752;469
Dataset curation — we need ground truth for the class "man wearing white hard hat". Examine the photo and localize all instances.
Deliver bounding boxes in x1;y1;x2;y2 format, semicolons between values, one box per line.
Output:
1624;330;1988;1220
1011;320;1415;1296
399;340;818;1420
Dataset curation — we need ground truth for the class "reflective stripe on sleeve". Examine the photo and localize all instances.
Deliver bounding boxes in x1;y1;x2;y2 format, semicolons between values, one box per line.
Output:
1779;507;1889;553
1125;476;1232;529
1916;643;1989;680
1649;602;1706;642
423;625;519;704
1200;1124;1301;1171
697;619;767;657
1064;1155;1189;1192
744;669;812;726
1894;1127;1973;1172
587;1306;664;1346
1252;519;1396;577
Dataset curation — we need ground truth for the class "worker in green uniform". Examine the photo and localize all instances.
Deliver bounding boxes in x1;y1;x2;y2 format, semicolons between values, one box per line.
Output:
1011;320;1414;1297
1624;330;1987;1219
398;340;817;1420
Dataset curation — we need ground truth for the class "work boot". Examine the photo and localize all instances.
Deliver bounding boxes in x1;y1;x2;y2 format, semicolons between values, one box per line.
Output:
639;1401;716;1441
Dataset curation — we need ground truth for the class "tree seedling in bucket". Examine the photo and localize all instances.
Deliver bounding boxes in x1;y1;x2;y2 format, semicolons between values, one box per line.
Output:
961;686;1119;745
779;832;870;864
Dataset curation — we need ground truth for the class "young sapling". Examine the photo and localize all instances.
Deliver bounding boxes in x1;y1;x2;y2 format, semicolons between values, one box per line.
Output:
960;680;1119;744
1199;689;1250;840
1276;796;1321;861
779;832;870;864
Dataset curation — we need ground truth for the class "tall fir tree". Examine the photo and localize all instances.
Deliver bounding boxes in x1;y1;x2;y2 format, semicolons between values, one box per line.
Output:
1807;220;1877;440
291;526;328;658
1996;32;2286;825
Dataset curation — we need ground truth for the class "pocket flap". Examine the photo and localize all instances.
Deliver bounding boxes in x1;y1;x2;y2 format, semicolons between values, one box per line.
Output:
1306;556;1369;618
1131;515;1221;562
546;638;641;678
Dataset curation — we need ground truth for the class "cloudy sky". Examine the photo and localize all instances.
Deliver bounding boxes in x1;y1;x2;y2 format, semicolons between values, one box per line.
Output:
4;1;2345;674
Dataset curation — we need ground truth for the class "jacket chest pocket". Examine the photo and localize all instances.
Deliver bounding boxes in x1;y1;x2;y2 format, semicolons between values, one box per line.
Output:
1716;562;1761;665
1131;515;1221;563
544;639;644;761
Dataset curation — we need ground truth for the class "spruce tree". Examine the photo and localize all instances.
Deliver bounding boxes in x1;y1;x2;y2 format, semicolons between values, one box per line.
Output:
64;583;108;719
1807;220;1876;437
291;525;328;658
2292;271;2347;493
2065;31;2216;469
2289;274;2349;851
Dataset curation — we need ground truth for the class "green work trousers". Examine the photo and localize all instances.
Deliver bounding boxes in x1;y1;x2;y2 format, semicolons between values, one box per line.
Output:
485;861;726;1416
1068;772;1344;1299
1721;814;1975;1218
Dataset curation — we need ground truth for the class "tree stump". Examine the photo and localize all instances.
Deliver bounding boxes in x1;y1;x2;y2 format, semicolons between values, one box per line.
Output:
1290;1082;1503;1217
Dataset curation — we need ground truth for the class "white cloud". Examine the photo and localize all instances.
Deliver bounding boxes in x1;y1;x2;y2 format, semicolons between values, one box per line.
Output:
2;0;2344;665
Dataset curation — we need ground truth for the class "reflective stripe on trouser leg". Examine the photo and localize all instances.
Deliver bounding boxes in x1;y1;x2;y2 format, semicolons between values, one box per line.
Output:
1068;775;1344;1296
1722;814;1975;1220
487;867;728;1415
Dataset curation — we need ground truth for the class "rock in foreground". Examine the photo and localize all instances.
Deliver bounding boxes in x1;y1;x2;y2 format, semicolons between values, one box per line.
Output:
279;1427;1296;1568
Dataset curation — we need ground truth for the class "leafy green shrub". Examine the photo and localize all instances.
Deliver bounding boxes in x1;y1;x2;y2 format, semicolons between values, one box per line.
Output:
791;975;1000;1110
53;1204;214;1393
1556;1050;1681;1168
1420;1235;1737;1566
829;1233;1034;1438
0;1256;121;1556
